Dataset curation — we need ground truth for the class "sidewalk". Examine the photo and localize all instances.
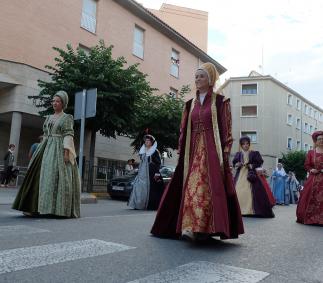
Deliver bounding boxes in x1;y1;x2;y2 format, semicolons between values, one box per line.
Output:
0;187;97;205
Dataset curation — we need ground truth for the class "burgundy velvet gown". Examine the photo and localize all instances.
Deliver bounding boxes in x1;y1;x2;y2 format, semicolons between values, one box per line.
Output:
151;91;244;239
297;150;323;225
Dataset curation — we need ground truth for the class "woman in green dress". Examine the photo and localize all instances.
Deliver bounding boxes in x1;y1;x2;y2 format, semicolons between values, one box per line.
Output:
12;91;81;218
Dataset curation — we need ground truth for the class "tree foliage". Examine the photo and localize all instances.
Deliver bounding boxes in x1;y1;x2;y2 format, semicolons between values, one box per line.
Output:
29;41;189;155
281;150;307;181
129;85;190;155
30;40;154;138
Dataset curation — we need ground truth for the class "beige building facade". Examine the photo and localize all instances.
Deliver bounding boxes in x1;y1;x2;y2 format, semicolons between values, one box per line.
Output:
221;71;323;173
0;0;224;169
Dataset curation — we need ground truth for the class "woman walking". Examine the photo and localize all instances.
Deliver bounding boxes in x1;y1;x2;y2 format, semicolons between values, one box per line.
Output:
128;135;164;210
151;62;244;242
271;163;287;205
233;136;274;218
1;144;15;187
296;131;323;225
12;91;81;218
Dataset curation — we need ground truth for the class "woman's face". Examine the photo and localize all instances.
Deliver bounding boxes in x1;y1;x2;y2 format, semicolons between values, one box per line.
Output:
195;69;209;91
241;141;250;151
315;135;323;147
52;96;63;112
145;139;152;148
277;163;282;170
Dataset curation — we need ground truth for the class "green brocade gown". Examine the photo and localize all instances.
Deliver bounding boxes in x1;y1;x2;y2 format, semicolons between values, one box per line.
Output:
12;113;81;218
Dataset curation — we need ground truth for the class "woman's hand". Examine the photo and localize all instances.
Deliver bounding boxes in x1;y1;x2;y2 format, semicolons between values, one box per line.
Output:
235;162;242;168
64;149;69;164
310;169;319;174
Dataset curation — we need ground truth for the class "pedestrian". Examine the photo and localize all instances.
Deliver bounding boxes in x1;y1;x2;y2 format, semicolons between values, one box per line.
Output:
257;168;276;207
28;136;43;160
12;91;81;218
270;163;287;205
0;144;15;187
285;171;299;205
151;62;244;242
128;134;164;210
296;131;323;225
125;159;134;174
232;136;274;218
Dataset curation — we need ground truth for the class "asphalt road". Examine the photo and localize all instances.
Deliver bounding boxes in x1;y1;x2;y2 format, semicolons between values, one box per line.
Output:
0;189;322;283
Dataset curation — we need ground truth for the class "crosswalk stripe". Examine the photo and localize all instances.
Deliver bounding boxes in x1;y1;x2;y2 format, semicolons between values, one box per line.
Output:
0;225;49;237
127;261;269;283
0;239;135;275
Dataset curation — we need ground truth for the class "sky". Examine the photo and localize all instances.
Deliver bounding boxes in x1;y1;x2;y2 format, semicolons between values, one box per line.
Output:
139;0;323;108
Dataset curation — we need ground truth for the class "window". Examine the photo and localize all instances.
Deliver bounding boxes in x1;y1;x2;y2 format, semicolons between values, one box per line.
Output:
287;137;293;150
287;114;293;125
314;110;317;120
310;125;313;134
170;49;180;78
241;131;257;143
81;0;97;33
304;143;309;152
241;83;257;95
296;141;301;150
133;25;145;59
304;104;309;115
287;94;293;106
310;107;313;117
241;105;257;117
296;118;301;129
79;44;91;55
297;99;301;110
304;122;309;133
169;87;178;98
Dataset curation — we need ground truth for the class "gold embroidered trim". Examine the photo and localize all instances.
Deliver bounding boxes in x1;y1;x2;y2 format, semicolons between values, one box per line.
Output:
211;93;224;168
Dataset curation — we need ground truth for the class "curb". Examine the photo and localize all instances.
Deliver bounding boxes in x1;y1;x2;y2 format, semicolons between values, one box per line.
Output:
81;193;97;204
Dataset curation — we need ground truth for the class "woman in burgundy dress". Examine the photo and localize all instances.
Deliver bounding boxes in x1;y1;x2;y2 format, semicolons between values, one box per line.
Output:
151;62;244;242
296;131;323;225
232;136;274;218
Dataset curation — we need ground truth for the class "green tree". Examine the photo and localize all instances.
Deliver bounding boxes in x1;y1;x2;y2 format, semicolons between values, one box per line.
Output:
281;150;307;181
29;40;155;190
30;40;154;139
129;85;190;156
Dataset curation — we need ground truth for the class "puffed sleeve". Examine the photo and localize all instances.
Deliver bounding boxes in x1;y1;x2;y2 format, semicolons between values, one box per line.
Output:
62;114;77;165
250;151;264;169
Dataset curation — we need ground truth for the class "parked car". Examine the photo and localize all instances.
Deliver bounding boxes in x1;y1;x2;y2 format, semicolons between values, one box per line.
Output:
107;165;175;199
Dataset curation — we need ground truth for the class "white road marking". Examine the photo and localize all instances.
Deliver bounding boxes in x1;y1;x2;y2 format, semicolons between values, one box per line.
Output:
0;239;135;274
127;261;269;283
0;225;49;237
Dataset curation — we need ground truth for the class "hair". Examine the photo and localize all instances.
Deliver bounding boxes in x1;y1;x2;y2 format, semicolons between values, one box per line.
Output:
144;134;155;144
239;136;251;146
8;144;15;148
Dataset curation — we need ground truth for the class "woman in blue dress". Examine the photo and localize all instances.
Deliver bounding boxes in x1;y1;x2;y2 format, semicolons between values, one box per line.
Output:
270;163;287;205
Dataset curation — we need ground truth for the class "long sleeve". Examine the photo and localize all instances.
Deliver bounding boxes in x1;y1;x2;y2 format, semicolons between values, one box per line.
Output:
219;98;233;151
177;102;190;153
232;152;241;166
250;151;264;169
62;114;76;165
304;150;313;172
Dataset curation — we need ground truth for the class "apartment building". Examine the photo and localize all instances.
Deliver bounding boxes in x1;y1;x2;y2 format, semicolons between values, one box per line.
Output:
221;71;323;172
0;0;225;168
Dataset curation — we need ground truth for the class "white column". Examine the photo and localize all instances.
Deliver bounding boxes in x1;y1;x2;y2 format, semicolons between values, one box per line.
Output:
9;112;22;166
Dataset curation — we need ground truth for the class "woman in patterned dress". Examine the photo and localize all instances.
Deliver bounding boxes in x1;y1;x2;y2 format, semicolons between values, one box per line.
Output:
13;91;81;218
151;62;244;241
296;131;323;225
